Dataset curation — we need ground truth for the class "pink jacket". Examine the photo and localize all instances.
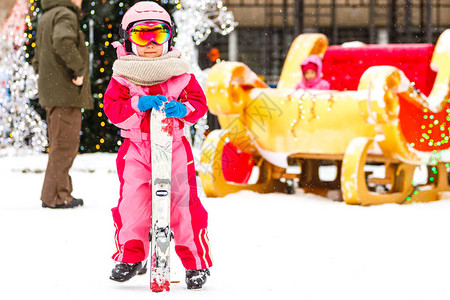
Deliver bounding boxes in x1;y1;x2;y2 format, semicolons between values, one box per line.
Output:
103;74;208;140
295;54;330;90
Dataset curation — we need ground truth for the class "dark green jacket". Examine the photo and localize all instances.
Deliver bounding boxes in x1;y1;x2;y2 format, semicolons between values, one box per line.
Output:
33;0;93;109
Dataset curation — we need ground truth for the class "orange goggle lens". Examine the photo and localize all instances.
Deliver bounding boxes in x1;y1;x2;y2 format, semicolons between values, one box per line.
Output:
129;23;171;46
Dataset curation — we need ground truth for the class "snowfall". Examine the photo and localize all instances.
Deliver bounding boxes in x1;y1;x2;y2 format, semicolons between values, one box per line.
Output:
1;151;449;300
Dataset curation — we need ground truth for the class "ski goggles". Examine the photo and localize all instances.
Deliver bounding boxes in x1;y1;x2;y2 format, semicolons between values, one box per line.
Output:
128;22;172;46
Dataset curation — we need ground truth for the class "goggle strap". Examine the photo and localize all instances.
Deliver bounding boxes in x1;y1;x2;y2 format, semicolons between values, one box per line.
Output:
119;27;129;40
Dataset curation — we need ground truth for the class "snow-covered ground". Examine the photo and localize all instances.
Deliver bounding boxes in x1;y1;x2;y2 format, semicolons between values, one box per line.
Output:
1;151;449;300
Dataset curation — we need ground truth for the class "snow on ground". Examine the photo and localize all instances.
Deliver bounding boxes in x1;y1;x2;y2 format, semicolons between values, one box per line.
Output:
1;152;450;300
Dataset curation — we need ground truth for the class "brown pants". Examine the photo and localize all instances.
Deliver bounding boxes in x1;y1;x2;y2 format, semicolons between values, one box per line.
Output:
41;107;82;207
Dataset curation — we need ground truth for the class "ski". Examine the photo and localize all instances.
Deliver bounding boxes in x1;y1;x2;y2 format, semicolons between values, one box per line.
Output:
150;107;173;292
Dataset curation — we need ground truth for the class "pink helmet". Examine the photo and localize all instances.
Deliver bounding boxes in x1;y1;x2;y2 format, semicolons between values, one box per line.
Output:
120;1;172;31
119;1;174;52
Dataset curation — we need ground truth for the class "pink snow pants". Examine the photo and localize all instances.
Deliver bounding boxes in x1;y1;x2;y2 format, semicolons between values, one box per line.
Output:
111;133;213;270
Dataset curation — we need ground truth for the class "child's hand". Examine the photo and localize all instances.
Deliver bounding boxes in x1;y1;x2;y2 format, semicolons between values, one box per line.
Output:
164;101;187;118
138;95;167;111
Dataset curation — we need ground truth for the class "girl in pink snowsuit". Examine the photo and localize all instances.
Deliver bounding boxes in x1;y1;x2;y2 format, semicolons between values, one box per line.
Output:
295;54;330;90
103;2;212;289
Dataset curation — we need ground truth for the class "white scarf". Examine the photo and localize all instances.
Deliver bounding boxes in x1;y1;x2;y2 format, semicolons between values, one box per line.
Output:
112;49;190;86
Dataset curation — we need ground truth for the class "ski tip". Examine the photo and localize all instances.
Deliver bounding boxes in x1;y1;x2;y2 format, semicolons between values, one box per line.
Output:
151;280;170;292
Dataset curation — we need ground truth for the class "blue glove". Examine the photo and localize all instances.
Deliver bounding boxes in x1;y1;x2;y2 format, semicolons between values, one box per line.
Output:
138;95;167;111
164;100;187;118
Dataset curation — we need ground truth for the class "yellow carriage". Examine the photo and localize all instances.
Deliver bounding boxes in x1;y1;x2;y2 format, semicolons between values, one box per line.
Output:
199;30;450;205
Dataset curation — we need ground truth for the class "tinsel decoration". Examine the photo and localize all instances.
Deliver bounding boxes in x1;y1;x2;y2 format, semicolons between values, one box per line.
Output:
0;0;47;155
173;0;236;83
173;0;237;159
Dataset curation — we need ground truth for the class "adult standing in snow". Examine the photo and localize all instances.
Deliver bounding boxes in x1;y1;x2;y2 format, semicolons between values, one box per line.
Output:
33;0;93;209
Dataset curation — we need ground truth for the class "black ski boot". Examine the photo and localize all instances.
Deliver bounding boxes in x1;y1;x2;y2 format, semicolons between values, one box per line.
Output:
110;261;147;282
185;269;210;289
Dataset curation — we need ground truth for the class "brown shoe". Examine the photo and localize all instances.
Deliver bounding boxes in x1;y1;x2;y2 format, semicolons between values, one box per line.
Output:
42;198;84;209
